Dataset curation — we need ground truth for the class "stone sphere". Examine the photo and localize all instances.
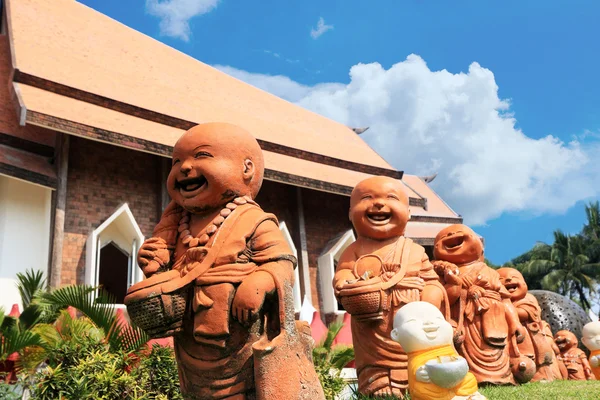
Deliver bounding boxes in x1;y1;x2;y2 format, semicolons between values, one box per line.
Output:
530;290;591;348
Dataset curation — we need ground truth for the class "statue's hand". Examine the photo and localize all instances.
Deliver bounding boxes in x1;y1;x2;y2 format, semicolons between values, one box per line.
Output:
137;237;170;277
467;285;486;301
232;271;276;325
415;366;431;383
515;325;527;344
591;355;600;368
432;260;461;286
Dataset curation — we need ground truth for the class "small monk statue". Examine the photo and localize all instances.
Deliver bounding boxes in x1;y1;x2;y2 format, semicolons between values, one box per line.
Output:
582;321;600;379
555;330;595;381
130;123;324;400
333;176;448;397
498;267;564;382
432;224;526;386
391;301;485;400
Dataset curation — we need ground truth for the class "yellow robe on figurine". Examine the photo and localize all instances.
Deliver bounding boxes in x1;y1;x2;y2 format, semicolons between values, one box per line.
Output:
590;350;600;380
408;344;479;400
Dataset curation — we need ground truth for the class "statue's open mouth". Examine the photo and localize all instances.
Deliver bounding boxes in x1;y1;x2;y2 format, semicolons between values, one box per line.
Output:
555;338;568;349
176;176;207;195
423;325;439;339
442;234;465;250
366;211;391;225
504;282;519;293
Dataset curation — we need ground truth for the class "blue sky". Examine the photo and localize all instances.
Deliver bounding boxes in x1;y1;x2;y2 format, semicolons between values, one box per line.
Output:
80;0;600;264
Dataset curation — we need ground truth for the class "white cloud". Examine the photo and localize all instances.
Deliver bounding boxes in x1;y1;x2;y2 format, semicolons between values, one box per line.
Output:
310;17;334;39
146;0;219;41
214;55;600;225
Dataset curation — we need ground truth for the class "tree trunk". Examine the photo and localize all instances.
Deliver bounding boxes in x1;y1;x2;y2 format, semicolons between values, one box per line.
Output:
574;281;591;310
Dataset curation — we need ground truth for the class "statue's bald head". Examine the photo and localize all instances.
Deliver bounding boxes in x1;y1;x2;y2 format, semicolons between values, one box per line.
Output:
175;122;264;198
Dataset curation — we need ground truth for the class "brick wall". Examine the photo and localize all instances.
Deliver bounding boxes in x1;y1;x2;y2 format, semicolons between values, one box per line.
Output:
300;188;352;311
61;137;161;285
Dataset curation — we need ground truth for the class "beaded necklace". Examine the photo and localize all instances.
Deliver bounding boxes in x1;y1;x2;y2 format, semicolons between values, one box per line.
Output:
178;195;256;248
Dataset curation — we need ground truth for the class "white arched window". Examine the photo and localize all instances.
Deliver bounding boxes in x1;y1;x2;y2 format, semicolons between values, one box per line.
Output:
317;230;356;316
279;221;302;313
85;204;144;305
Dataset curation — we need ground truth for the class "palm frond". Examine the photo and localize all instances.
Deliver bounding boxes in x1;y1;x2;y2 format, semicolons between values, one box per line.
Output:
321;321;343;351
0;326;43;360
521;260;556;277
39;285;114;334
329;345;355;370
541;269;568;292
16;269;46;310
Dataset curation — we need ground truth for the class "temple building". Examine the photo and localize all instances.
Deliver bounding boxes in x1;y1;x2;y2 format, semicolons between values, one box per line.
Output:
0;0;462;321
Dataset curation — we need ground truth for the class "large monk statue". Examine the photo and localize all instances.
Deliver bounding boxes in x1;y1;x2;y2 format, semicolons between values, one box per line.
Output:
333;176;448;397
555;330;595;381
497;267;564;382
432;224;526;385
125;123;324;400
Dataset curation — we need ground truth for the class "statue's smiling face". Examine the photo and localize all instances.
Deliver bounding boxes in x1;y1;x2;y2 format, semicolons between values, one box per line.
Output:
433;224;483;265
582;322;600;351
391;302;453;353
555;330;577;352
498;268;528;301
167;125;259;213
350;177;410;240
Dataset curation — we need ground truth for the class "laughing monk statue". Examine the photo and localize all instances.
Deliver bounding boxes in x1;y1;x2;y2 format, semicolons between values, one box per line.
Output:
333;176;448;397
497;267;565;382
127;123;324;400
432;224;526;386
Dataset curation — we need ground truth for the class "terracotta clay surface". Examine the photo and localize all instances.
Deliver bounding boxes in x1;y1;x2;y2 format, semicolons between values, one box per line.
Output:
125;123;324;400
497;268;564;382
333;176;448;397
581;321;600;379
391;302;485;400
432;224;526;386
555;330;594;381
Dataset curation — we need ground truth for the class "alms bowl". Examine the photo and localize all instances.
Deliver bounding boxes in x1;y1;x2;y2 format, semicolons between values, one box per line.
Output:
424;355;468;389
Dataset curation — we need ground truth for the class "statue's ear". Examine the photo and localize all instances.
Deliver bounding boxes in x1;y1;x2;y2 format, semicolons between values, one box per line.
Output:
243;159;255;181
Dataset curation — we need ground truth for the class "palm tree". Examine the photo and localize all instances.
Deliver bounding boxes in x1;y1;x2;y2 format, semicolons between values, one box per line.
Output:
582;201;600;263
520;230;600;310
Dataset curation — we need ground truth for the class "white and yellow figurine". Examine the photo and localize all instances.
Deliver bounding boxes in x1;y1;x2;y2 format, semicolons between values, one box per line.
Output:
391;302;486;400
581;320;600;379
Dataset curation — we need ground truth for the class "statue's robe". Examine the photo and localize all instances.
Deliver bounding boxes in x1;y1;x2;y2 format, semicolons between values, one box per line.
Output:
336;237;446;395
560;347;593;381
158;202;296;399
513;294;563;382
590;350;600;380
407;344;478;400
451;262;515;385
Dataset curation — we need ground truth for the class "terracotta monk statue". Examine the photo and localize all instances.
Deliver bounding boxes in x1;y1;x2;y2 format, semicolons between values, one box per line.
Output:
555;330;595;381
129;123;324;400
497;267;564;382
391;301;485;400
582;320;600;379
432;224;526;386
333;176;448;397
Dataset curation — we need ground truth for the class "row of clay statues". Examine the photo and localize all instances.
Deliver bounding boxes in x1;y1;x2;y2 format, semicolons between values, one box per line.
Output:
125;122;598;400
332;174;600;398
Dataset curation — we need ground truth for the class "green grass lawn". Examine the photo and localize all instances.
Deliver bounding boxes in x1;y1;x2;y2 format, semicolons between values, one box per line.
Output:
479;380;600;400
354;380;600;399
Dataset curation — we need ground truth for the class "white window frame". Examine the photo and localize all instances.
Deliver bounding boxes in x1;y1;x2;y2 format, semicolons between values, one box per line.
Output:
279;221;302;313
317;230;356;316
85;203;145;307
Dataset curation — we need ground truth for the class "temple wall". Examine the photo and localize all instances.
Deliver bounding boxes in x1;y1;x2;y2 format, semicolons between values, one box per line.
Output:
0;175;52;311
61;137;161;285
300;188;352;312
